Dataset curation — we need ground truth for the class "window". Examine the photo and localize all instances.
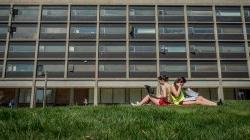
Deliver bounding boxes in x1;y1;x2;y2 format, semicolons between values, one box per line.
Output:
0;24;8;39
41;25;67;34
69;42;95;53
42;6;68;21
130;24;155;38
71;6;96;17
189;11;211;16
216;7;241;17
189;43;215;53
99;43;125;53
0;6;10;21
217;25;243;34
130;61;156;72
100;25;126;35
244;7;250;17
189;25;214;34
12;6;39;21
158;6;184;16
160;42;186;53
129;6;154;16
160;63;187;72
0;62;3;74
0;24;8;33
36;89;54;104
39;43;65;52
0;42;5;52
99;64;125;72
37;63;65;73
191;63;217;72
18;89;31;103
130;42;155;53
71;25;96;34
100;6;126;17
9;42;35;52
113;89;125;104
6;61;33;72
219;43;245;53
71;6;97;21
221;64;248;72
100;88;112;103
10;24;37;39
130;65;156;72
99;61;126;77
68;64;95;72
134;27;155;34
159;25;185;34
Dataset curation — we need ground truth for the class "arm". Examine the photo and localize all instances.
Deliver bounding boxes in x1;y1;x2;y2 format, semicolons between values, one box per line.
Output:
171;84;182;97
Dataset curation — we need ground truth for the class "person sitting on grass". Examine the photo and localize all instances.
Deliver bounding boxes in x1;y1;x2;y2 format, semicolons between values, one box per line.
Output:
171;77;223;106
131;75;171;106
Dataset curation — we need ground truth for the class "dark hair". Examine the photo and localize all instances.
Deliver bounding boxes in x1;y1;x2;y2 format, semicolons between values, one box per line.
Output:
158;75;168;82
174;77;186;85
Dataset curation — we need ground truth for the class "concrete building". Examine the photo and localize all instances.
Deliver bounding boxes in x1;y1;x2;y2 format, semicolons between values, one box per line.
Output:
0;0;250;107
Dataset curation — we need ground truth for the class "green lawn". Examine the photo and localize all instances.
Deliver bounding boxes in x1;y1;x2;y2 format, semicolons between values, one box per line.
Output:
0;101;250;140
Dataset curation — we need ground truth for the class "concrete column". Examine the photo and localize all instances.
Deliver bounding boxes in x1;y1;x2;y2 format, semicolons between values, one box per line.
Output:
218;85;224;101
212;6;224;101
94;81;98;106
69;88;74;105
30;81;36;108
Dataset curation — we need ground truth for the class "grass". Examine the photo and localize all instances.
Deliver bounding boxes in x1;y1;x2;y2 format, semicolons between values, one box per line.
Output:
0;101;250;140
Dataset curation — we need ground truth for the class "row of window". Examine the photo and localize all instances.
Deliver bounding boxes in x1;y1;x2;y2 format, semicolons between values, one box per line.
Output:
1;23;250;40
1;6;250;22
0;41;249;59
0;60;248;78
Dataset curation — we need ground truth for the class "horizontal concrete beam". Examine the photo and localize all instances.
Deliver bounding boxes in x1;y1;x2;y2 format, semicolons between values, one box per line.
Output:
0;81;32;87
0;80;249;88
35;80;96;88
0;0;249;5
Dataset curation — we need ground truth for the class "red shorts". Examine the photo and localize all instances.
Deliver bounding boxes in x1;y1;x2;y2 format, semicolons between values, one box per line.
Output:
158;98;170;106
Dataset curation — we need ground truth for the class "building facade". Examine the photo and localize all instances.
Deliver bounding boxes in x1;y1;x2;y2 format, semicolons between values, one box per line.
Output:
0;0;250;107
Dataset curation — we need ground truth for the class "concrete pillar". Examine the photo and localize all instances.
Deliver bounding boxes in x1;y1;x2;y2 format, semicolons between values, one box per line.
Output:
94;81;98;106
218;85;224;101
30;81;36;108
69;88;74;105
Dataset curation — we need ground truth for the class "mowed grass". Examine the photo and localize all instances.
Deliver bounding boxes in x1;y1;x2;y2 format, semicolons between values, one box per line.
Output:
0;101;250;140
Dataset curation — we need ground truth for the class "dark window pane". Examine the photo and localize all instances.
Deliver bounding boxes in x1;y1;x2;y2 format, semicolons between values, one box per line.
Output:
37;61;65;78
158;6;184;22
99;61;126;78
70;24;96;39
8;42;35;58
6;61;34;78
42;6;68;21
68;42;96;58
71;6;97;21
12;6;39;21
10;24;37;40
100;6;126;21
0;6;10;21
40;24;67;39
68;60;95;78
129;6;155;21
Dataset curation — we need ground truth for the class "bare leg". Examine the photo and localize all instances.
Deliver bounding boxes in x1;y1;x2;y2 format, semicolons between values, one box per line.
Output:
138;95;160;106
138;95;151;105
196;96;217;106
182;97;217;106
